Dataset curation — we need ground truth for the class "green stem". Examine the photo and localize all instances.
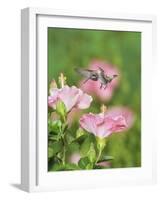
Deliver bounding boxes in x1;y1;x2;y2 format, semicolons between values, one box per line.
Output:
95;137;106;164
62;136;66;165
61;122;68;165
96;148;102;164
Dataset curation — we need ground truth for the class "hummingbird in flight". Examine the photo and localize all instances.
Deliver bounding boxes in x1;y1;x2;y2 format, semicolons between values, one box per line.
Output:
75;67;118;89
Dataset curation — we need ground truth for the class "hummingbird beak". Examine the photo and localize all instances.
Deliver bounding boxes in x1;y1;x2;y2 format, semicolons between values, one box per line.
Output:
113;74;118;78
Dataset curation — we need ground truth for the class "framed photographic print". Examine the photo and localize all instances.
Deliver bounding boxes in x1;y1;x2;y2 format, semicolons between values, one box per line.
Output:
21;7;156;192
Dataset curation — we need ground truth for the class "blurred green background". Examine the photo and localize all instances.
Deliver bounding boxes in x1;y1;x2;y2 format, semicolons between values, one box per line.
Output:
48;28;141;168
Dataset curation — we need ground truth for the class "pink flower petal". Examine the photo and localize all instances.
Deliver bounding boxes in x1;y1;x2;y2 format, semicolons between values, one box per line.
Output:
77;92;93;109
96;161;111;167
79;107;133;138
68;153;81;164
80;113;99;136
105;107;135;130
96;117;115;138
48;89;59;109
48;85;92;112
67;108;81;127
59;86;80;111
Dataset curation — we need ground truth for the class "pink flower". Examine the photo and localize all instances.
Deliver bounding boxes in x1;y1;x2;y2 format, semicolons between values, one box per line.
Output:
48;90;60;107
80;113;126;138
80;59;120;102
48;85;93;112
67;108;82;127
105;107;135;131
79;107;134;138
96;161;111;167
68;153;81;164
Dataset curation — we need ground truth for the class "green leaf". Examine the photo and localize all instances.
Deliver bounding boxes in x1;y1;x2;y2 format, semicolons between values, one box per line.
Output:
65;132;75;144
98;155;114;162
67;142;80;153
65;163;80;170
93;165;106;169
80;136;91;157
50;163;80;171
48;147;54;158
96;137;106;152
87;143;96;163
50;163;64;171
86;163;93;169
48;119;62;136
76;128;86;138
78;157;91;169
62;123;68;133
49;120;62;133
73;134;87;144
51;140;63;155
48;134;60;141
56;101;67;121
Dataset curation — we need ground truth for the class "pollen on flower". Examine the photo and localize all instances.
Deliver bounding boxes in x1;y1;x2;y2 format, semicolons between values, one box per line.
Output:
100;104;107;113
58;73;67;88
49;79;57;90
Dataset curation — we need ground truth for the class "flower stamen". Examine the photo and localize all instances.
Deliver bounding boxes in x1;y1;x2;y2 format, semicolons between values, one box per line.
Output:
58;73;67;88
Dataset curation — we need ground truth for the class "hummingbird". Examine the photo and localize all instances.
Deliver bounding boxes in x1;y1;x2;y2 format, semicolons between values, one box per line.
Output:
75;67;118;89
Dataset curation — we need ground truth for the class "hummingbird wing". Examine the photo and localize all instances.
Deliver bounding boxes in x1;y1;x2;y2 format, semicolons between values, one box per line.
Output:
75;68;98;80
98;67;105;73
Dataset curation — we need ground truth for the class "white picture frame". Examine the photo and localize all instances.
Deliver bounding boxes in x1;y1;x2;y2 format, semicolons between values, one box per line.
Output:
21;7;157;192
